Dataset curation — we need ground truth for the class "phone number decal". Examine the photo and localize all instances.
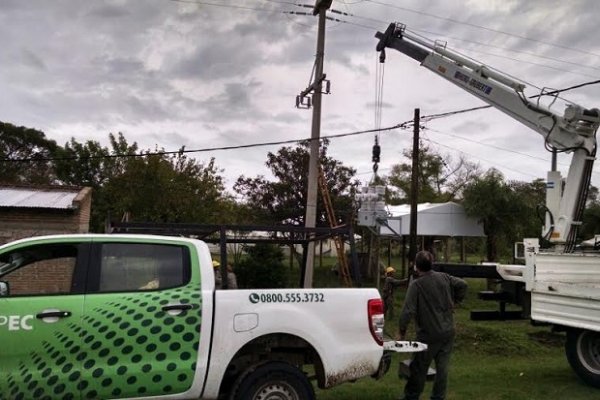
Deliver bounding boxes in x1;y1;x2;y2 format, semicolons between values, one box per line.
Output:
249;292;325;304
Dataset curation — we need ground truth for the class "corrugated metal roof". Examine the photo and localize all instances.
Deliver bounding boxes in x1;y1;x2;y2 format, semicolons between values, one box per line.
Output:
0;187;80;209
386;202;442;217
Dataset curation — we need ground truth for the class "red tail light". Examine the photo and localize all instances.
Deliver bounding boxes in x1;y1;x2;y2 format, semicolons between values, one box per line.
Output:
368;298;384;346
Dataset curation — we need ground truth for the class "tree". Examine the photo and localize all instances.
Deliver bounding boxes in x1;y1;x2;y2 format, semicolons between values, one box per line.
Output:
0;121;59;184
54;133;140;231
235;243;288;289
581;204;600;241
103;151;225;224
509;179;546;242
385;142;480;204
462;169;523;261
234;140;358;226
580;185;600;241
55;133;228;230
54;133;137;188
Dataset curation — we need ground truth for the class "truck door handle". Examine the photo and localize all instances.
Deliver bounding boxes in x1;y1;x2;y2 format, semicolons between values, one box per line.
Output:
36;311;72;319
162;304;193;312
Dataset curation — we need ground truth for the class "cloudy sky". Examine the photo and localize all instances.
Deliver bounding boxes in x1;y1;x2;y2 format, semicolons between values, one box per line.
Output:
1;0;599;194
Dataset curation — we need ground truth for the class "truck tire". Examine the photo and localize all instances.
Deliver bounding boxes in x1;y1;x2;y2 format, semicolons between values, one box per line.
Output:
230;361;315;400
565;329;600;388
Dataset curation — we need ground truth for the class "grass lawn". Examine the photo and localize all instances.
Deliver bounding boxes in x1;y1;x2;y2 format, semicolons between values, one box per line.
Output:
312;275;599;399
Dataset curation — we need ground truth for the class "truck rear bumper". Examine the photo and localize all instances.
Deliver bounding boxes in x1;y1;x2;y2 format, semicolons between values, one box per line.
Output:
372;341;428;379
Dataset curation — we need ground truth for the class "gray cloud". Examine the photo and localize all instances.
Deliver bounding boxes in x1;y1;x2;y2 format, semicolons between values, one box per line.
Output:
19;49;46;70
85;3;131;19
170;42;260;80
451;120;492;135
0;0;598;191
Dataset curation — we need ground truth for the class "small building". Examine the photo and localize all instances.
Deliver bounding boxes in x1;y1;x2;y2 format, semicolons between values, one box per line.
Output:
0;185;92;245
378;201;485;267
380;202;484;238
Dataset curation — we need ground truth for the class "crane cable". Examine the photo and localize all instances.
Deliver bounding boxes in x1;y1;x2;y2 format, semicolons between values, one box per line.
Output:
373;53;385;181
374;54;385;130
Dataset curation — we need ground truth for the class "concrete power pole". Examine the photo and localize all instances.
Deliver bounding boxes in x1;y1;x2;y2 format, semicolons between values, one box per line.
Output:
303;0;332;288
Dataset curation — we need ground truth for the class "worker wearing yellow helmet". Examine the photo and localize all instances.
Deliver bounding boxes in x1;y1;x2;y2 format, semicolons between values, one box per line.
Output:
382;266;407;319
213;260;222;287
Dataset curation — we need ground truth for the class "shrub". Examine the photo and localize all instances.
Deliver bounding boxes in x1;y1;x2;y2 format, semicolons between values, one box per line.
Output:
236;243;288;289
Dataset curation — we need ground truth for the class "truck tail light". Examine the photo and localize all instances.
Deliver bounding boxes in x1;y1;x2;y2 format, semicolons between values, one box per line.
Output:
368;298;384;346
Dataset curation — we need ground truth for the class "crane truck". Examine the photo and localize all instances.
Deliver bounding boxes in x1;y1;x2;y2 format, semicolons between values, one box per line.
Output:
375;22;600;387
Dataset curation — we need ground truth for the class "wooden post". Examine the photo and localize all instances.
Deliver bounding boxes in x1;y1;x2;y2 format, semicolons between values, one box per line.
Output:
408;108;420;268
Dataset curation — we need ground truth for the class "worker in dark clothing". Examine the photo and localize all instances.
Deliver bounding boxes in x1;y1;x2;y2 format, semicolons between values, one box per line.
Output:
226;263;238;289
382;266;407;318
397;250;467;400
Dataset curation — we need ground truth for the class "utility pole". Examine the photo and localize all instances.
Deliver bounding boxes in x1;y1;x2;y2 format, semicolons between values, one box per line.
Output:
302;0;332;288
408;108;420;268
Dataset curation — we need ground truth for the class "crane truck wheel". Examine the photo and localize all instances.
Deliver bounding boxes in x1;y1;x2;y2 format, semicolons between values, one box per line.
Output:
229;361;315;400
565;329;600;388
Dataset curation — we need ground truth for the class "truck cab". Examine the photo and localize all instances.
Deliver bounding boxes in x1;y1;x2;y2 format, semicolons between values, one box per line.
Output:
0;234;211;399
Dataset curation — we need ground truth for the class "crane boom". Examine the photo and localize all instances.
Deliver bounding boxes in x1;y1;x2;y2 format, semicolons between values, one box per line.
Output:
376;23;600;250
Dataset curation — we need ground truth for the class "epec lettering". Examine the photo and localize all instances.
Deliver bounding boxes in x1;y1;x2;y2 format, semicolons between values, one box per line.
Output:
453;71;493;95
0;315;34;331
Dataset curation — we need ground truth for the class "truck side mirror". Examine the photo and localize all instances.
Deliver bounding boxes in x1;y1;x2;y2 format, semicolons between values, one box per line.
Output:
0;281;8;296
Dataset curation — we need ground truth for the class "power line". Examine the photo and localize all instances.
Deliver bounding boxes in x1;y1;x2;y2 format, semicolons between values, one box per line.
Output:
421;105;492;122
410;27;600;74
290;10;600;82
323;7;600;75
439;45;600;81
422;137;541;179
1;123;411;163
425;126;600;179
261;0;305;6
337;0;367;4
10;77;593;164
537;79;600;97
424;127;556;163
421;78;600;122
169;0;280;13
365;0;600;58
173;0;600;79
406;28;549;94
171;0;600;78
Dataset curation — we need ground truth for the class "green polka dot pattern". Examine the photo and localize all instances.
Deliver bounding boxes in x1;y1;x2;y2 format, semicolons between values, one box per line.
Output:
1;286;202;399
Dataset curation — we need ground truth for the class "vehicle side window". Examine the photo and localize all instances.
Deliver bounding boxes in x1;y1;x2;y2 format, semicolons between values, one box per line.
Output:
97;243;189;293
0;244;79;296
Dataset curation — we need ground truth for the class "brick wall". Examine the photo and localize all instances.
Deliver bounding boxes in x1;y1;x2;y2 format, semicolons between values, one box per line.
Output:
7;259;75;295
73;187;92;234
0;211;81;245
0;187;92;246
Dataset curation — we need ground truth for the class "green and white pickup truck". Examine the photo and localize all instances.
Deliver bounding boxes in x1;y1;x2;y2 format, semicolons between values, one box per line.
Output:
0;234;389;400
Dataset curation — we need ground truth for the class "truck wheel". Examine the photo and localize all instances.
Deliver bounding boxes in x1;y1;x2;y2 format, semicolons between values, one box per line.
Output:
230;361;315;400
566;329;600;388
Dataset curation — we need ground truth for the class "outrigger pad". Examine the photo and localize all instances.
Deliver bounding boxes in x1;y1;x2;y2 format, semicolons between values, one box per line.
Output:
398;359;437;380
